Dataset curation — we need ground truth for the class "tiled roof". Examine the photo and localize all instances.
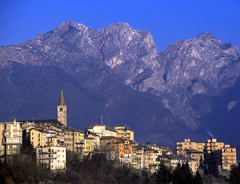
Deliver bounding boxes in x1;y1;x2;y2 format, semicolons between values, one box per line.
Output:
19;119;64;126
105;126;117;132
185;149;203;154
100;136;117;140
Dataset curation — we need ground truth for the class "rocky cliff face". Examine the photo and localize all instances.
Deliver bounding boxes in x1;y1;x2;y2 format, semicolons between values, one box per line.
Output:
0;21;240;146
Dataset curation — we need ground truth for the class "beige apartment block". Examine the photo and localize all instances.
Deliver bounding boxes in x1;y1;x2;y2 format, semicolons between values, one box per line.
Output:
176;139;205;155
184;149;204;167
63;128;84;152
36;146;66;170
206;138;225;166
222;144;237;170
114;126;134;141
157;154;198;174
0;120;22;158
206;138;225;153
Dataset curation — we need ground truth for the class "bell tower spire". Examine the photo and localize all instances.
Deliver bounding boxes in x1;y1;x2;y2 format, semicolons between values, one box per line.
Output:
57;90;67;126
59;90;65;105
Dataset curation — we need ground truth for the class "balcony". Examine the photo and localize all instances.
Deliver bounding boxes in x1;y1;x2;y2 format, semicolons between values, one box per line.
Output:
38;151;57;154
39;157;57;160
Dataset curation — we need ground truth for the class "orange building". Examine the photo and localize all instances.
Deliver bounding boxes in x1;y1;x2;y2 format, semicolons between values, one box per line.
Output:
100;136;132;158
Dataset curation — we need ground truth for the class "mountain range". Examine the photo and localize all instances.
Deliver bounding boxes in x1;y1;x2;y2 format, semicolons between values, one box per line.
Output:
1;21;240;147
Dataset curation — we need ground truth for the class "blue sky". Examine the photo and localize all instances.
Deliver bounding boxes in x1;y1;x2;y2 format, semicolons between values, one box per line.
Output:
0;0;239;51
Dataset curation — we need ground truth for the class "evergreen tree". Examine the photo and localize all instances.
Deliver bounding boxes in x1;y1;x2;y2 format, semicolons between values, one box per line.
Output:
172;166;185;184
155;162;171;184
208;152;219;177
203;147;210;175
193;171;203;184
229;164;240;184
181;162;193;184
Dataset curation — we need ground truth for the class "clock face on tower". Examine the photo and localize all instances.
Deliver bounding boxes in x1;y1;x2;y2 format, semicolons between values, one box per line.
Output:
59;112;63;116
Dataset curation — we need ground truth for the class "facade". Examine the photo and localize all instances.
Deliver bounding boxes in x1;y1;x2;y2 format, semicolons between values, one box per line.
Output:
57;90;67;126
0;120;22;158
206;138;225;166
206;138;225;153
36;146;66;170
29;128;47;148
100;136;132;158
84;137;93;155
221;144;237;170
157;154;198;174
183;149;204;168
176;138;205;155
85;131;100;150
114;126;134;141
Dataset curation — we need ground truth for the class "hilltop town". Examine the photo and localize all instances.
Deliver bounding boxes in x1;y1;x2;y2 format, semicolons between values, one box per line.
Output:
0;91;238;182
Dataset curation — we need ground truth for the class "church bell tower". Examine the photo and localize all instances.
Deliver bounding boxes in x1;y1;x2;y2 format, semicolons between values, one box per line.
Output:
57;90;67;126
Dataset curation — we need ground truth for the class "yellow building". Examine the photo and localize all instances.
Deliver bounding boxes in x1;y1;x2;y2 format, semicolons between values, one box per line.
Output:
206;138;225;166
85;131;100;150
176;138;205;155
114;126;134;141
29;129;47;148
84;137;93;155
222;145;237;170
206;138;225;153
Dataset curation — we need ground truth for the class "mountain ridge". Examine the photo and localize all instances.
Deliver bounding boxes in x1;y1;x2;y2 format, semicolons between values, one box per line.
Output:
0;21;239;147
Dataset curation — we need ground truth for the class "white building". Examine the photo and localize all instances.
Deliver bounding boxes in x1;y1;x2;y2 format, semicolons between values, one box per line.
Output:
36;146;66;170
88;124;117;138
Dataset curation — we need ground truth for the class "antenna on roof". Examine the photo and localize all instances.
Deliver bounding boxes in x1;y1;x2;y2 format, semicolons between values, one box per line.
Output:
101;115;103;124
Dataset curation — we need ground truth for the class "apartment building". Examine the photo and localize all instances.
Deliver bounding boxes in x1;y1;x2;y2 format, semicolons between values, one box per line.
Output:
85;131;100;150
183;149;204;167
0;119;22;158
206;138;225;166
84;137;93;155
143;147;154;170
114;125;134;141
29;128;47;148
36;146;66;170
176;138;237;170
222;144;237;170
176;138;205;155
157;154;198;174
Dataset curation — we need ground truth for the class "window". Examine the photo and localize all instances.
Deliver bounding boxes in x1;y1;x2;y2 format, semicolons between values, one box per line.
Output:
59;108;63;111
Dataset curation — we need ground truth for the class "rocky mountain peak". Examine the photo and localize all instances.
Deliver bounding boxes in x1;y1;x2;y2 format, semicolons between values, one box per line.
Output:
53;20;89;34
197;32;215;39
